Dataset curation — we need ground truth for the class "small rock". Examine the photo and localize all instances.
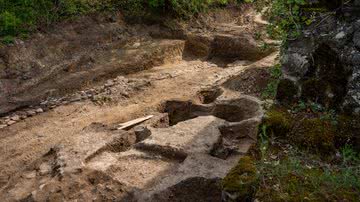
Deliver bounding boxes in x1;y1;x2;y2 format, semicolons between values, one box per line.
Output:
35;108;44;113
7;120;16;126
70;94;82;102
0;125;7;129
121;92;129;98
40;101;48;106
134;126;151;142
86;89;95;94
39;163;52;176
27;110;36;116
31;191;37;200
335;31;346;39
39;184;46;190
132;42;141;48
105;80;115;88
23;171;36;179
10;115;21;121
80;91;86;96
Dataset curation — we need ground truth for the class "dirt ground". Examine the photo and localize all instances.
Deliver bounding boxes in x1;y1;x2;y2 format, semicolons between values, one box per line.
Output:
0;5;278;201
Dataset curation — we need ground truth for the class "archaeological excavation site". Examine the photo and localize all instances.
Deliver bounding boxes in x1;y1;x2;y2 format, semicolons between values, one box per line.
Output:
0;1;359;201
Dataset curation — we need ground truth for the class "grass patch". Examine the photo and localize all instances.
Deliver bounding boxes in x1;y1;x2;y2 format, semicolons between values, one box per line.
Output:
261;64;282;99
0;0;237;42
255;137;360;201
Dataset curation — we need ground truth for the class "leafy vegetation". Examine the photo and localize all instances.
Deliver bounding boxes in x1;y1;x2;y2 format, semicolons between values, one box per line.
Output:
267;0;307;40
254;0;342;41
0;0;237;42
261;64;282;99
0;0;100;41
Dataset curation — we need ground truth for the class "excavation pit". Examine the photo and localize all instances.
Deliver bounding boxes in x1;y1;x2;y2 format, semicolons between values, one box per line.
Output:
161;97;262;126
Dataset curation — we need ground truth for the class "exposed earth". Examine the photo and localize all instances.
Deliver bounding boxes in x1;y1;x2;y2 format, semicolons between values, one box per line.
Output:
0;5;278;202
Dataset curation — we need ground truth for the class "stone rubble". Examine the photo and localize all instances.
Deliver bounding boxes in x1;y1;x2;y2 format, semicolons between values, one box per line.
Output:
0;76;150;129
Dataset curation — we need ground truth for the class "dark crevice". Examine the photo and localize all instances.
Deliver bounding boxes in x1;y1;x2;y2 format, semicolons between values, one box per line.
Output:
301;43;351;109
160;98;261;126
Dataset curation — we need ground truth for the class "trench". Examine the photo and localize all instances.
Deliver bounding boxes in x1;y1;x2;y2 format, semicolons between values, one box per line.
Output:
160;97;262;126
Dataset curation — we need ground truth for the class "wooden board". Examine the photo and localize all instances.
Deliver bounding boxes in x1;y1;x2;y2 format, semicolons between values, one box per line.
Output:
117;115;154;130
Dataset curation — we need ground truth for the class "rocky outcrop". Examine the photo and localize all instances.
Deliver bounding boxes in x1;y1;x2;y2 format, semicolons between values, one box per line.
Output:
277;2;360;114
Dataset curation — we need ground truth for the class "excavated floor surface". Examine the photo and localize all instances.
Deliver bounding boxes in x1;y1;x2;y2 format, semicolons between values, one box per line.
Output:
0;6;278;202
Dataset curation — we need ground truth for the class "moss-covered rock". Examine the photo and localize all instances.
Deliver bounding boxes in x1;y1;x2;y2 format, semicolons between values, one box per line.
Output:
301;79;329;105
263;107;293;137
336;115;360;151
276;79;298;105
222;156;258;202
293;118;337;153
262;106;360;154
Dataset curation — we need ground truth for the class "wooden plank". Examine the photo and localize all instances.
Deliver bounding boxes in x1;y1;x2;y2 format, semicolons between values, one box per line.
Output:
117;115;154;130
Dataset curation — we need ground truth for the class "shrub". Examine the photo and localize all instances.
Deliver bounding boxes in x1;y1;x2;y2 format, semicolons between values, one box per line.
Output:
0;0;234;41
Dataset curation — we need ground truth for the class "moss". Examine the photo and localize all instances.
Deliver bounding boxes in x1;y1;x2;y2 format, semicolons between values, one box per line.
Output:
264;107;293;137
262;107;359;154
336;115;360;151
294;118;336;153
276;79;298;105
222;156;258;201
301;79;329;105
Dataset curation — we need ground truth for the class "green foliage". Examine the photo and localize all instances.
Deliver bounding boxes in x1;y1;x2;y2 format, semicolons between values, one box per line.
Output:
261;64;282;99
0;0;95;39
254;0;311;40
341;144;360;166
0;0;234;41
268;0;306;39
145;0;231;17
0;11;21;36
1;35;14;44
292;100;325;113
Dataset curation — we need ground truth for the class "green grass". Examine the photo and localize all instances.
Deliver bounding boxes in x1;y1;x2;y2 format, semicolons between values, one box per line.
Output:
0;0;236;43
255;134;360;201
261;64;282;99
0;0;96;41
